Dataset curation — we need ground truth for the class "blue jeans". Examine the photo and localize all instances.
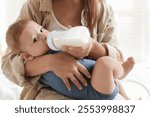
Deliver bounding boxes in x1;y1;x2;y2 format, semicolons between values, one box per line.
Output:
39;51;118;100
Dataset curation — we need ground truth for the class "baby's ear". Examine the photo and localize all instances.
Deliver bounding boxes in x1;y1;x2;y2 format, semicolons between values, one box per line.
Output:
20;52;33;61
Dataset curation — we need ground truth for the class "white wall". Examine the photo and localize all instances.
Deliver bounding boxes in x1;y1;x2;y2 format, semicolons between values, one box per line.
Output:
5;0;27;26
0;1;7;53
108;0;150;62
0;0;26;53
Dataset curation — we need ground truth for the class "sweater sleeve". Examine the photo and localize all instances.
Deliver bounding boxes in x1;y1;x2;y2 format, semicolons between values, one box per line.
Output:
1;48;26;86
97;0;124;62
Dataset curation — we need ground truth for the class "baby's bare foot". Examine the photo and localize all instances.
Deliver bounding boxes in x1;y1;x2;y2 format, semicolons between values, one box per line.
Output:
119;57;135;80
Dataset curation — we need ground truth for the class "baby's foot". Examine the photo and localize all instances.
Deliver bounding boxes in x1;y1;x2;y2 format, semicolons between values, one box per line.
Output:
119;57;135;80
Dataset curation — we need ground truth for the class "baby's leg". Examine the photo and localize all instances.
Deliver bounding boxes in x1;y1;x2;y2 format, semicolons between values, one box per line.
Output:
115;79;130;100
91;56;124;94
90;56;135;97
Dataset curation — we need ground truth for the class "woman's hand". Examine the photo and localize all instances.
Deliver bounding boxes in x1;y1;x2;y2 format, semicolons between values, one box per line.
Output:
61;39;93;58
51;52;91;90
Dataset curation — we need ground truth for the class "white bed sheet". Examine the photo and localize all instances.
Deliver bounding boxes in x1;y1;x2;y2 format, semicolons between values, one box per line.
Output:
0;62;150;100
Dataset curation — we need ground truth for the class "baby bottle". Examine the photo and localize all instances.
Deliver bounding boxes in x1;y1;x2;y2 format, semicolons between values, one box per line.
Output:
47;26;90;51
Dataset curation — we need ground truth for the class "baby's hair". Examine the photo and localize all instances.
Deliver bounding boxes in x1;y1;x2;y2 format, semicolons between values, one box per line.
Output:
6;19;31;54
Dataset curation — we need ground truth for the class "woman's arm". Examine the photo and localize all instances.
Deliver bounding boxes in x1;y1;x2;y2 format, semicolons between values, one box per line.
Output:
61;38;108;60
91;1;124;62
61;1;124;62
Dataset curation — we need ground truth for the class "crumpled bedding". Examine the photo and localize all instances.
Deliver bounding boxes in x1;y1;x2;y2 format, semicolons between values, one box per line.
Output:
0;63;150;100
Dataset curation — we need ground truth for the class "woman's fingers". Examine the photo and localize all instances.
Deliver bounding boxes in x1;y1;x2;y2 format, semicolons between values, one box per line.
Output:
62;46;86;58
69;75;82;90
62;78;71;91
77;63;91;79
61;46;68;52
74;70;88;87
63;73;83;90
62;46;82;51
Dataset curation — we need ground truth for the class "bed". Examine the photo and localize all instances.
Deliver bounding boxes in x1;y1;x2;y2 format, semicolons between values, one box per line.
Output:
0;62;150;100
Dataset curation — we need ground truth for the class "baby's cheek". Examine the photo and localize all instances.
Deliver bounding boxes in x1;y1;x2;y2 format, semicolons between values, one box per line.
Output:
40;46;49;54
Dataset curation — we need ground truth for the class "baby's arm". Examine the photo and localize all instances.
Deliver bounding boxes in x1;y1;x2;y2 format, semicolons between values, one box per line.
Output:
25;54;54;76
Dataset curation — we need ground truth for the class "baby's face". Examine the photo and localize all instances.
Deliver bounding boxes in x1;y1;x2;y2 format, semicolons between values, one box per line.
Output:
19;21;49;57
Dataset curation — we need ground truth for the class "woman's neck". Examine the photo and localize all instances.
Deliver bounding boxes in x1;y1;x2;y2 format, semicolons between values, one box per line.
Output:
52;0;83;27
61;0;81;4
54;0;82;8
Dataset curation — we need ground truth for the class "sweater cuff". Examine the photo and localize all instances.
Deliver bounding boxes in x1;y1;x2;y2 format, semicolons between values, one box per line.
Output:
104;43;124;62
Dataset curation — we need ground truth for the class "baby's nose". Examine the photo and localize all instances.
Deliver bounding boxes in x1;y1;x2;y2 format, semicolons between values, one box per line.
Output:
38;34;47;40
42;36;47;41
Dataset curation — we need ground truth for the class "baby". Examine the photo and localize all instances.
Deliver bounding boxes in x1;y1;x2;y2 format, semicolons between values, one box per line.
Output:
6;19;135;100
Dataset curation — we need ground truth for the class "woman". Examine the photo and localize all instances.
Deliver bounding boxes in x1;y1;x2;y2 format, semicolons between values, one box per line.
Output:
1;0;124;99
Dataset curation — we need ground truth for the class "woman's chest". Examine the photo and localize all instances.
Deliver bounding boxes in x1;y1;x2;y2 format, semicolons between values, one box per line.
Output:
52;2;82;28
